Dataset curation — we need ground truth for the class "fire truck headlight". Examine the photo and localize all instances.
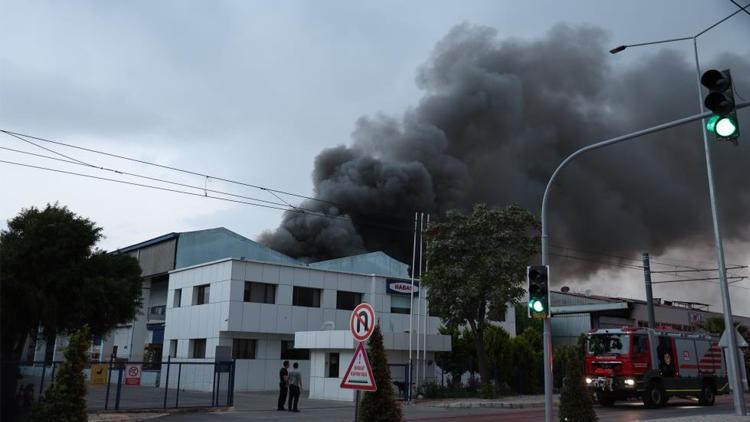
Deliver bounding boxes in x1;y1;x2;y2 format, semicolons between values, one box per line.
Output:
585;377;592;384
624;378;635;387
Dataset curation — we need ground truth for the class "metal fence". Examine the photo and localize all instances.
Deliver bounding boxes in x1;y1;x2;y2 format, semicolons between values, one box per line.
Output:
388;363;409;401
15;356;235;411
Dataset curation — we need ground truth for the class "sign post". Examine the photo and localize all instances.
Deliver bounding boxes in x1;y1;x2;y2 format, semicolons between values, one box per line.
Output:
342;303;378;422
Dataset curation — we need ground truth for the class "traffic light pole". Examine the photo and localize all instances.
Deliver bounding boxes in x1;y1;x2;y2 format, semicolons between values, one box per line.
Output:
692;40;746;416
540;101;750;422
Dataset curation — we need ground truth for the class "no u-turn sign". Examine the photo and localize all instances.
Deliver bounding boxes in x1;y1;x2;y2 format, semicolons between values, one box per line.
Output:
349;303;375;342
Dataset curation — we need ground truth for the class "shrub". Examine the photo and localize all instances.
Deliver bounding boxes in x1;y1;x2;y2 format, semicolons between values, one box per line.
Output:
32;326;90;422
359;326;402;422
558;347;597;422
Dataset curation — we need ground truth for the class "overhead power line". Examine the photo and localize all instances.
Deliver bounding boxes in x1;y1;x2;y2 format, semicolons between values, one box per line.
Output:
0;128;419;226
652;276;747;284
650;265;748;274
0;129;331;206
0;158;418;234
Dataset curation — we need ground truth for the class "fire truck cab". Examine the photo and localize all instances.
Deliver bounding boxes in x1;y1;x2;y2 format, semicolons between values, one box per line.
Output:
584;326;728;408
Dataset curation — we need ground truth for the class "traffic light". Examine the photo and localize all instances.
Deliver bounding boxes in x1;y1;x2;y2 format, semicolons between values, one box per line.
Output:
527;265;550;319
701;69;739;144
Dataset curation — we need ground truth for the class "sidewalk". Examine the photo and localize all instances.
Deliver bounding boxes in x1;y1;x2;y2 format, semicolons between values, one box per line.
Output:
88;413;167;421
418;394;557;409
645;416;750;422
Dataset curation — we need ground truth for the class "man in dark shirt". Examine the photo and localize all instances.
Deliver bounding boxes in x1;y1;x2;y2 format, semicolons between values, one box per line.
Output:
277;360;290;410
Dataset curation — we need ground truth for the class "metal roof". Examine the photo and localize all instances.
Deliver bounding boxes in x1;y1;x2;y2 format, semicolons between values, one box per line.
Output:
115;232;178;254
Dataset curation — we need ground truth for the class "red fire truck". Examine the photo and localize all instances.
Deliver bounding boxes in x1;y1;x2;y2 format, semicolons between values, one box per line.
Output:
584;326;728;408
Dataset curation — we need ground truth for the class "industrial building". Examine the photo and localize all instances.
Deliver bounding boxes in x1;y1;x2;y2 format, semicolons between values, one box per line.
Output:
550;289;750;346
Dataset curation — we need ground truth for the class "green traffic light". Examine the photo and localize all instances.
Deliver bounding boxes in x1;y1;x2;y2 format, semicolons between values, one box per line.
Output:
706;115;719;133
715;117;737;137
707;115;738;138
531;300;545;313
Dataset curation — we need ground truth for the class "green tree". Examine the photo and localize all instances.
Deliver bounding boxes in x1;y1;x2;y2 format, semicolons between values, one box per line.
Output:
31;326;91;422
1;204;143;420
422;204;539;385
515;303;543;337
434;325;474;387
701;316;749;339
558;345;597;422
506;332;542;394
554;335;587;390
359;325;402;422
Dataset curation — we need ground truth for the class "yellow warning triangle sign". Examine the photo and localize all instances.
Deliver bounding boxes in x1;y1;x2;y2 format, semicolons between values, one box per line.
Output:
340;342;377;391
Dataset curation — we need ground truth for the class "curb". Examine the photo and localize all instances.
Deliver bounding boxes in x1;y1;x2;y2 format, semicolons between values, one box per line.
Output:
419;400;558;409
89;406;232;420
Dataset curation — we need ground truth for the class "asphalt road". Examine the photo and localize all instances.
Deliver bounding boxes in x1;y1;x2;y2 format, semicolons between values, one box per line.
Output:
162;394;750;421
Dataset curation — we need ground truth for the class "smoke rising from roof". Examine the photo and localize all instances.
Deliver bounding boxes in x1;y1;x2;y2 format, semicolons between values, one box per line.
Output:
259;23;750;274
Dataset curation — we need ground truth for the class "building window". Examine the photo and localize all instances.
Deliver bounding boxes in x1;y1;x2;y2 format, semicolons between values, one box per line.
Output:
336;291;362;311
193;284;210;305
280;340;310;360
390;295;411;314
169;340;178;358
173;289;182;307
293;287;321;308
190;339;206;358
325;352;339;378
232;339;257;359
244;282;276;304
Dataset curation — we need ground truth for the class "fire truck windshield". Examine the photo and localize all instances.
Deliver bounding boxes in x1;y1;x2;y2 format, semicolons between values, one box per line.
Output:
587;334;630;355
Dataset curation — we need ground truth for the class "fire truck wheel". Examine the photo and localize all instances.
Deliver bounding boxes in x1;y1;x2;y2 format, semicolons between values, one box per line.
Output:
698;382;715;406
595;391;616;407
642;382;665;408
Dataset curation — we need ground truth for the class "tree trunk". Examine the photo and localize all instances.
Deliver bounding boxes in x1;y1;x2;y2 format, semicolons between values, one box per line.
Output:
467;320;490;385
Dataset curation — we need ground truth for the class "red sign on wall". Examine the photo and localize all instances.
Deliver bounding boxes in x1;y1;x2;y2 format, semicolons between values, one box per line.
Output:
125;364;142;386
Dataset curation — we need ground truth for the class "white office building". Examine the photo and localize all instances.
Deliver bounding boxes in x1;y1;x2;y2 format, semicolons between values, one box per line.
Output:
161;254;453;399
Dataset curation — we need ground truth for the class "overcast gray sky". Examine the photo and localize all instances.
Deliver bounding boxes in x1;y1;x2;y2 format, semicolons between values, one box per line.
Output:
1;1;749;314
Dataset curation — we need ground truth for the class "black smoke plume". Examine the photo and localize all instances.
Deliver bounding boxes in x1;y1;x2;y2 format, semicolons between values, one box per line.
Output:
260;23;750;274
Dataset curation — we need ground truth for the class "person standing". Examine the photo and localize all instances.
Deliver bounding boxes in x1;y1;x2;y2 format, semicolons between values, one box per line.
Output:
277;360;290;410
287;362;302;412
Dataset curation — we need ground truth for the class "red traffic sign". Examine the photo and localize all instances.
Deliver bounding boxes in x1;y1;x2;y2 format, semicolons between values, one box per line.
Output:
340;342;377;391
349;303;376;342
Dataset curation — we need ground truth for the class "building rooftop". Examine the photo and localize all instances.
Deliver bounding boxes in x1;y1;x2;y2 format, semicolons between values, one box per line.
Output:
114;227;411;278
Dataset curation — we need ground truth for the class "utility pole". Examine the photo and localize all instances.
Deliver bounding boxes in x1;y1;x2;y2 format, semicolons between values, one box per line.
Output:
642;253;658;372
642;253;655;330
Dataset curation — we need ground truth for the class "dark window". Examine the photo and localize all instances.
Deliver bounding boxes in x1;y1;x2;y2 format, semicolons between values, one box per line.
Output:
193;285;210;305
174;289;182;307
150;305;166;316
281;340;310;360
326;352;339;378
390;295;411;314
293;287;321;308
244;282;276;304
169;340;178;358
336;291;362;311
190;339;206;358
232;339;257;359
632;335;649;354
